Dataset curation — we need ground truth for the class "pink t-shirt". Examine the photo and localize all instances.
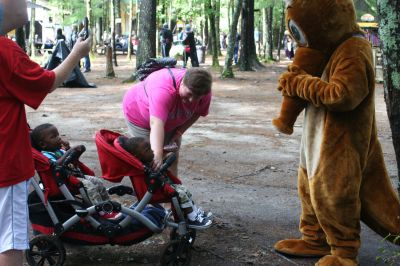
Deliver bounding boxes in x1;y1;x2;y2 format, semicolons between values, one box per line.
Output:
123;68;212;133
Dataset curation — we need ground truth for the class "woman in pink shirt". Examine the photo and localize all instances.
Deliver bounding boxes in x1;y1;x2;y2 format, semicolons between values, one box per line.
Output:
123;67;213;175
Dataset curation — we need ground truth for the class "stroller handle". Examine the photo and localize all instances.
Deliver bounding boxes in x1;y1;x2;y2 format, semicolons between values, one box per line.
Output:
62;145;86;166
159;153;176;174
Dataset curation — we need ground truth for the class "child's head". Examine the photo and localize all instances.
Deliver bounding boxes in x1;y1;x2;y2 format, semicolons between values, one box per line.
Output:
118;136;154;164
31;123;62;152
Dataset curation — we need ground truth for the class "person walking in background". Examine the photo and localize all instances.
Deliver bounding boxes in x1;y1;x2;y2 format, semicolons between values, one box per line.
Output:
0;1;91;265
55;28;66;42
160;23;173;57
182;24;199;67
83;54;91;72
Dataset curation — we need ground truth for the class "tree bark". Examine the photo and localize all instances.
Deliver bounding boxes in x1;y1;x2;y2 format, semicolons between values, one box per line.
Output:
378;0;400;196
136;0;156;68
115;0;122;36
276;2;285;62
239;0;263;70
221;0;242;78
29;0;36;56
105;45;115;78
207;0;219;67
15;27;26;52
110;0;118;66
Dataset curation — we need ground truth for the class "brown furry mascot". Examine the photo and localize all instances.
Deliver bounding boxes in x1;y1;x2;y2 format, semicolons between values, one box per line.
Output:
273;0;400;265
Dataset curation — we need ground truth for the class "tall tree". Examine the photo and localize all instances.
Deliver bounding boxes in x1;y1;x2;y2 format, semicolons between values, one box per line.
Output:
29;0;36;56
239;0;263;70
110;0;118;66
221;0;242;78
115;0;122;36
377;0;400;195
207;0;219;67
136;0;156;68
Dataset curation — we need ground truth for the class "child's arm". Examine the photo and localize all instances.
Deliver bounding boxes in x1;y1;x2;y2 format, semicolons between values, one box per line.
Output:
55;145;85;165
0;0;28;35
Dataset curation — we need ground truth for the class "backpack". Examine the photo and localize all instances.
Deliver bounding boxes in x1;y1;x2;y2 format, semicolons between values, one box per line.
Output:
135;57;177;81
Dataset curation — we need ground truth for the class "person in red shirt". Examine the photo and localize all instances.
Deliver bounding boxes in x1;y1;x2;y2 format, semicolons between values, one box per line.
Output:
0;1;91;265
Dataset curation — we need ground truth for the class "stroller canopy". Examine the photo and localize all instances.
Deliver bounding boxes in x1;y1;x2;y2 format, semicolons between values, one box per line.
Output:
95;129;181;202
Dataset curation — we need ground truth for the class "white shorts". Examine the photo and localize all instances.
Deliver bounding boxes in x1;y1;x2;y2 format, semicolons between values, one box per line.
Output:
0;179;31;253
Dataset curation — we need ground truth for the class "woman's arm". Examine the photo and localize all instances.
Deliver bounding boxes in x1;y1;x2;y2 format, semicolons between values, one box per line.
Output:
0;0;28;35
150;116;166;171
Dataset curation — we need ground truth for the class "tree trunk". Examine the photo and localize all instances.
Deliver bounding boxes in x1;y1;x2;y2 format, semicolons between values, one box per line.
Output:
239;0;263;70
115;0;122;36
15;27;26;52
266;6;273;60
110;0;118;66
105;45;115;78
86;0;95;52
221;0;242;78
136;0;156;68
215;0;221;56
29;0;36;57
378;0;400;196
207;0;219;67
276;3;285;61
127;0;134;60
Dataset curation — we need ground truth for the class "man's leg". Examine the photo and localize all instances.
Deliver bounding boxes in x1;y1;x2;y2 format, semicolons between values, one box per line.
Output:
0;179;31;266
0;250;23;266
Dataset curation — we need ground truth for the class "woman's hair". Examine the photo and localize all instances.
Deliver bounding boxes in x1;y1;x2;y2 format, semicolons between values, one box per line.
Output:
183;68;212;96
31;123;54;151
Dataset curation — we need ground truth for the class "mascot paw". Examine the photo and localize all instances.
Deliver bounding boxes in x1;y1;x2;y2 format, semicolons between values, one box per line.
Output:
272;118;294;135
316;255;358;266
274;239;330;257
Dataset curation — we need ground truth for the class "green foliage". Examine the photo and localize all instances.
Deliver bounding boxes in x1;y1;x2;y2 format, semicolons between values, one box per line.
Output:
49;0;104;26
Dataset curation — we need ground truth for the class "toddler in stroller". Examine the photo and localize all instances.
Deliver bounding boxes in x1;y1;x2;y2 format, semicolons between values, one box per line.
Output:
25;127;211;266
117;135;212;227
30;123;112;208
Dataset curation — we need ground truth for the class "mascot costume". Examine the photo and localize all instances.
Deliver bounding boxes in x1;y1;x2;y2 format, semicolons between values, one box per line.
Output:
273;0;400;265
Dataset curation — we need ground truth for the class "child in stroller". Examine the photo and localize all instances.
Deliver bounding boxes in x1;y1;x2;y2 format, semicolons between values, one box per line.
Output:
118;135;212;227
25;127;211;266
30;123;112;208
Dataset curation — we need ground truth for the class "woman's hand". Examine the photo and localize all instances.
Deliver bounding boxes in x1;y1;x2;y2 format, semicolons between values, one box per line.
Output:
151;152;164;172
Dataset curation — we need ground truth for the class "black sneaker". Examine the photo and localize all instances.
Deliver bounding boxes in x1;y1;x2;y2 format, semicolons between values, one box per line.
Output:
188;213;212;229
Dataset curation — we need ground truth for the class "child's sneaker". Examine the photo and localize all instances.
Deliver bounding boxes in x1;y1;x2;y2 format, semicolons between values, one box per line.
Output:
188;213;212;229
197;207;212;219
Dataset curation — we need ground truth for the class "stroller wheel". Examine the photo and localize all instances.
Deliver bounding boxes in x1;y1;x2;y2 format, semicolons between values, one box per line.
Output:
170;228;196;246
160;239;192;266
25;234;66;266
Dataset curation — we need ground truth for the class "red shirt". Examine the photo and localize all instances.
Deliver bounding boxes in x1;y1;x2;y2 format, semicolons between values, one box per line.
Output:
0;37;55;187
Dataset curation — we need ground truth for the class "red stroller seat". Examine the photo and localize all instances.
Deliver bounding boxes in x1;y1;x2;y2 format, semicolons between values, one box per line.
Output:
95;129;182;203
31;147;94;199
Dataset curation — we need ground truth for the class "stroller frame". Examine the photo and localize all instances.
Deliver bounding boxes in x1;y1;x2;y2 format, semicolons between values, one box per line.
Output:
26;134;206;266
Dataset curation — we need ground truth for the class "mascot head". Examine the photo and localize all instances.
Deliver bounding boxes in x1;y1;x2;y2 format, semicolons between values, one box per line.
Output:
285;0;361;55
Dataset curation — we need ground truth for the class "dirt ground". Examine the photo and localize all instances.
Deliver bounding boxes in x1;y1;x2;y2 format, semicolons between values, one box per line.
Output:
26;53;399;265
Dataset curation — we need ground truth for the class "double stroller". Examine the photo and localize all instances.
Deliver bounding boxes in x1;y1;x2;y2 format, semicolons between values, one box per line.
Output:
26;129;209;266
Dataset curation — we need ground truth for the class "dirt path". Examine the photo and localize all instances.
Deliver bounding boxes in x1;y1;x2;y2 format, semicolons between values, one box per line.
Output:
26;55;399;265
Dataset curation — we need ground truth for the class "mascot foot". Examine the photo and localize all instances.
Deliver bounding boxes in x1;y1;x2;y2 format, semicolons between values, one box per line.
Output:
316;255;357;266
274;239;330;257
272;118;294;135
